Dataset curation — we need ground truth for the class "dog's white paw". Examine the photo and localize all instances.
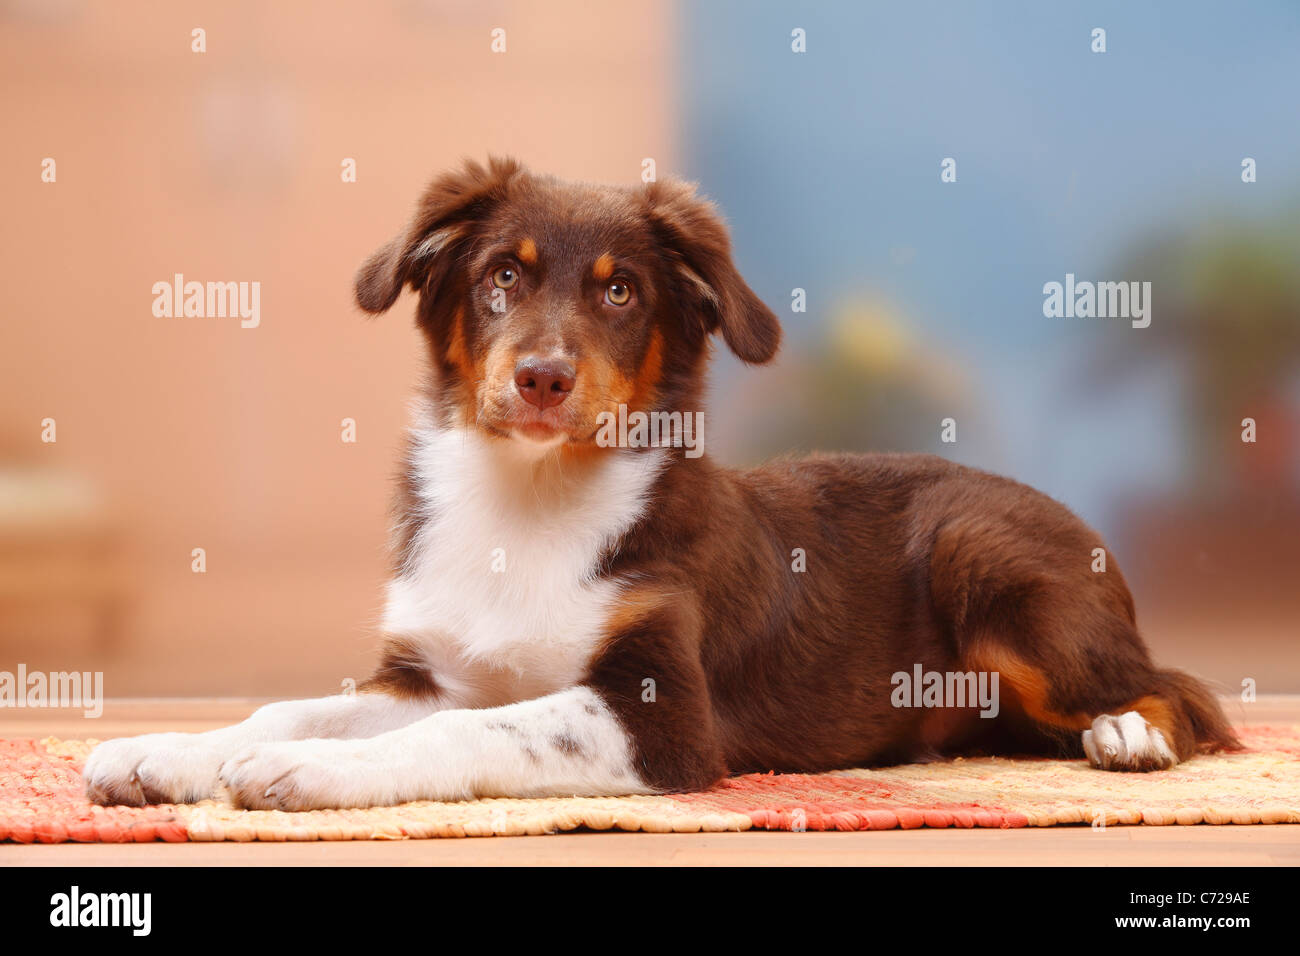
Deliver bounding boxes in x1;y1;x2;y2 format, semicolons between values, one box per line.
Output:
83;733;227;806
1082;711;1177;772
219;740;386;811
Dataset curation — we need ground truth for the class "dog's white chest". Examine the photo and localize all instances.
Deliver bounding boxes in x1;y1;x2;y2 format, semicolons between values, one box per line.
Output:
381;422;664;696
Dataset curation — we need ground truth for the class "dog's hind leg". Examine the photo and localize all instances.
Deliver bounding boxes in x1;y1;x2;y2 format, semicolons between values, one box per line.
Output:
1079;668;1241;771
927;510;1239;771
966;640;1238;771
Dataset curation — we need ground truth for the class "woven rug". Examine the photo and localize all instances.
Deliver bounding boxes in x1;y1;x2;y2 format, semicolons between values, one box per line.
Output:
2;727;1298;843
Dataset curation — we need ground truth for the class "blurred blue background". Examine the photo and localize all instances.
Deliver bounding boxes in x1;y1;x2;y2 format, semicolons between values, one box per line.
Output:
680;0;1300;543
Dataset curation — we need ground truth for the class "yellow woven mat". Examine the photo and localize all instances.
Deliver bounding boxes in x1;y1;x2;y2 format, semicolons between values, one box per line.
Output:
5;727;1296;843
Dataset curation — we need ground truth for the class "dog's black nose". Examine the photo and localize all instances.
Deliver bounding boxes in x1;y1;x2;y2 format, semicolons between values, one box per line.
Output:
514;357;576;410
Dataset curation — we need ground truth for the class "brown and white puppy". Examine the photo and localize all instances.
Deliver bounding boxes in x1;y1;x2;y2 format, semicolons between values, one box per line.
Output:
83;157;1238;811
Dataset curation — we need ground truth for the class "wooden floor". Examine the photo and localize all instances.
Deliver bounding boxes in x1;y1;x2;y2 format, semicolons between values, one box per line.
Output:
4;697;1298;866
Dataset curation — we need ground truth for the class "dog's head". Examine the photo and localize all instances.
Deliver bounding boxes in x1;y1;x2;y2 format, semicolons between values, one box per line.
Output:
355;157;780;451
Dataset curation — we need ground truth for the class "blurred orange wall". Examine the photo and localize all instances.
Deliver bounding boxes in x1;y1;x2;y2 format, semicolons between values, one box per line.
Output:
0;0;678;695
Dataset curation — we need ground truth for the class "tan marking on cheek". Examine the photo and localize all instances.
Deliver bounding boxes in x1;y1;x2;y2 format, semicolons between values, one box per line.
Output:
480;338;520;415
445;309;473;375
592;253;615;282
442;310;481;426
628;329;665;410
517;237;538;265
609;328;666;411
576;353;622;424
484;340;515;385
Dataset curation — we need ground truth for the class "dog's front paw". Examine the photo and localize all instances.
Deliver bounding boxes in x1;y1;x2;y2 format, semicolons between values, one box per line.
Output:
1082;711;1177;772
219;740;385;811
83;733;226;806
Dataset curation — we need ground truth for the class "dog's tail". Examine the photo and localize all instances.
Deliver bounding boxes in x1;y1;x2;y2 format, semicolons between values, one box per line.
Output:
1154;667;1241;758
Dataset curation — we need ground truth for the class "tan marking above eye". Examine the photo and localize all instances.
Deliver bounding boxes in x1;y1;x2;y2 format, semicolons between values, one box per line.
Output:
491;265;519;290
592;253;615;281
517;238;538;265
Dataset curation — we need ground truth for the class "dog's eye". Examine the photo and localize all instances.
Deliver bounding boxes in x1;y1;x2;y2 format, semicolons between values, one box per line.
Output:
605;280;632;307
491;266;519;290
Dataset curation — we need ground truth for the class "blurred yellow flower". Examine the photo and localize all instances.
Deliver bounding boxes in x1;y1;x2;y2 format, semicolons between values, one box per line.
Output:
829;300;913;373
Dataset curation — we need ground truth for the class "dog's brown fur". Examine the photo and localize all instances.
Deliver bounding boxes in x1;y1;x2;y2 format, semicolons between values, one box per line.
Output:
356;157;1238;792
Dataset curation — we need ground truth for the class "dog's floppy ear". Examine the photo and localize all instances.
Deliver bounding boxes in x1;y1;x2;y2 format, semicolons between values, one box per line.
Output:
355;156;522;315
644;178;781;364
